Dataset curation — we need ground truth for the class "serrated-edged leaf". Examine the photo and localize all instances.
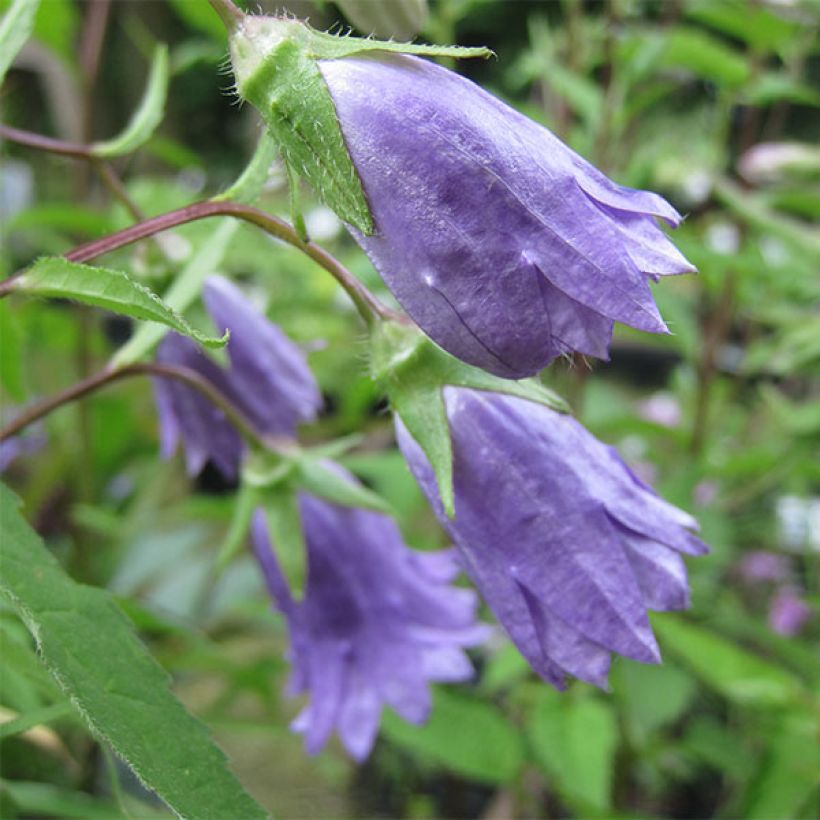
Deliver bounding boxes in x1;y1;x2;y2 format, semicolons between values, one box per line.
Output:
305;26;492;61
0;0;39;85
0;484;267;819
236;35;374;233
296;456;392;513
653;615;805;706
382;688;524;784
92;45;169;157
263;488;307;599
16;257;228;349
111;219;239;366
212;131;279;204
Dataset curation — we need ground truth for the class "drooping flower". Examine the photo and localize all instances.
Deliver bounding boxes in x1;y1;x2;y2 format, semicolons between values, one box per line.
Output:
153;275;321;478
396;388;707;688
318;51;694;378
251;485;487;760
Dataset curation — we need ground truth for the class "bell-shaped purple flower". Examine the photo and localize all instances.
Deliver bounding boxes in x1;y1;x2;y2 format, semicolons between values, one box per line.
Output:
396;388;707;689
319;53;694;378
251;488;487;760
153;276;321;478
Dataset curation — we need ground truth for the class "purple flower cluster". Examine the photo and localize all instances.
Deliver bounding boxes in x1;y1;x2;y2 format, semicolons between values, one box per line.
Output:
397;388;707;688
251;484;487;760
319;52;694;378
154;275;321;479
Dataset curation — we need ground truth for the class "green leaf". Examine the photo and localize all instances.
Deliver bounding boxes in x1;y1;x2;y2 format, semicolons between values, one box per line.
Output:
741;710;820;819
382;688;525;784
0;701;75;740
0;780;125;819
685;0;799;53
528;689;618;815
660;27;750;88
215;482;260;569
653;616;805;707
111;219;239;366
14;257;228;350
297;457;393;514
263;489;307;599
92;45;169;157
304;26;493;61
0;484;267;819
0;0;40;85
213;131;279;205
0;300;25;400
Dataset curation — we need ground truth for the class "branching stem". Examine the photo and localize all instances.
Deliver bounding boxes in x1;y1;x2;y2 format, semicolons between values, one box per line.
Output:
0;362;260;448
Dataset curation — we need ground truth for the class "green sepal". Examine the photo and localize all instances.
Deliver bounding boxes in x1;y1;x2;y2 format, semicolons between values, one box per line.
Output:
371;321;569;518
227;15;492;235
214;482;260;570
296;455;393;514
262;488;307;600
232;22;374;233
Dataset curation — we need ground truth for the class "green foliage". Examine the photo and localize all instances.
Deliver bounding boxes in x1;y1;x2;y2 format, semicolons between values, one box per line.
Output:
381;688;525;784
92;45;170;158
2;0;819;816
0;0;39;84
0;485;266;819
15;258;229;350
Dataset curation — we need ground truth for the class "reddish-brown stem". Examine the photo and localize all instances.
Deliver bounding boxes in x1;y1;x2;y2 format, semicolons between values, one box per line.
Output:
56;200;391;325
0;124;91;159
0;362;260;447
207;0;244;30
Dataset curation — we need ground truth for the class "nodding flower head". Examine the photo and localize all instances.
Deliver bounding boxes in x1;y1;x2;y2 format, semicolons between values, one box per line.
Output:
397;388;707;689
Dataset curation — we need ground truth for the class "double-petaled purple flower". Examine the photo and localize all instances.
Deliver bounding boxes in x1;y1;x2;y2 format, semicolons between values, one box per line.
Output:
397;388;707;688
154;276;321;478
319;52;694;378
251;483;487;760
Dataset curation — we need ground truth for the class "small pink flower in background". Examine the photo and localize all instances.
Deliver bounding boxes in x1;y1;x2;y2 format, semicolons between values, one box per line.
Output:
637;392;682;428
737;551;790;584
694;480;719;507
768;587;812;637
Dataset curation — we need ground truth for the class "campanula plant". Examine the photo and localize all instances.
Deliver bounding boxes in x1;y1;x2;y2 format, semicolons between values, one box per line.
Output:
15;0;817;814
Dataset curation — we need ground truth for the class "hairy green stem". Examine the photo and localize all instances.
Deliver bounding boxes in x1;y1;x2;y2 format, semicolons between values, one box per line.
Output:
206;0;244;30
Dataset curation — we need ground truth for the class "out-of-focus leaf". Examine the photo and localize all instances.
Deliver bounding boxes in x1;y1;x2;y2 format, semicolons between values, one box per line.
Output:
685;0;799;53
111;219;239;366
0;0;40;84
92;45;169;158
0;300;24;399
213;131;279;205
382;688;525;784
5;203;116;237
0;780;124;819
653;616;805;706
528;689;618;814
614;662;697;741
741;711;820;819
746;73;820;107
168;0;229;40
480;642;530;695
660;27;749;87
263;489;307;599
681;717;756;779
0;484;267;819
14;258;229;349
0;0;77;62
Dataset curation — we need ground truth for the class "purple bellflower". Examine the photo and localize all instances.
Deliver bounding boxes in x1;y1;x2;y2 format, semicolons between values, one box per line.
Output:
319;53;694;378
153;275;321;478
396;388;707;689
251;486;487;760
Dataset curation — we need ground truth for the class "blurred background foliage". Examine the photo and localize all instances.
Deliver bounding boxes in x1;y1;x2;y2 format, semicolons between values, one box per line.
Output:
1;0;818;817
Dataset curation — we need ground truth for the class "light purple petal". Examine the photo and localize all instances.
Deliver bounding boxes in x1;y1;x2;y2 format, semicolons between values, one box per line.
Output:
320;52;692;377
